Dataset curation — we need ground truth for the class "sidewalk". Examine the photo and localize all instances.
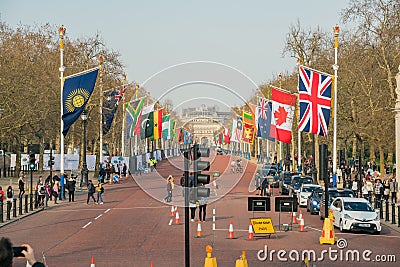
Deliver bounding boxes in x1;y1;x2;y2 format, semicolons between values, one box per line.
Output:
0;171;95;228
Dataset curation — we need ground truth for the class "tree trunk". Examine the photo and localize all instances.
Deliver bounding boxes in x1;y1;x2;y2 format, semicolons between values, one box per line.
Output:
379;146;385;174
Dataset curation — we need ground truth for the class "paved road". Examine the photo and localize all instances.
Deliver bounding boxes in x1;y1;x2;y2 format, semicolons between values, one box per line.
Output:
1;153;399;267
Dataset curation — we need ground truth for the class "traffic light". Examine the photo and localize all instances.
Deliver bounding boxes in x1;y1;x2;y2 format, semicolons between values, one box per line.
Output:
29;153;35;170
48;156;55;167
193;144;210;198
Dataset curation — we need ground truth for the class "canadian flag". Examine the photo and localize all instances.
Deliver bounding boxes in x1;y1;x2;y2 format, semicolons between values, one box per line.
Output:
270;87;296;144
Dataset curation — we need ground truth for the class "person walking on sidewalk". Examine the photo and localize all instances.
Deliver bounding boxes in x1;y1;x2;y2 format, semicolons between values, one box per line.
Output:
52;181;59;204
18;172;25;198
67;176;76;202
36;176;45;207
389;177;398;203
87;180;96;205
0;186;4;202
198;185;208;222
44;182;51;207
164;175;174;203
96;181;104;204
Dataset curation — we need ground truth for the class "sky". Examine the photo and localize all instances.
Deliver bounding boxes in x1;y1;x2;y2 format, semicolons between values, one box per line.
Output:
1;0;351;111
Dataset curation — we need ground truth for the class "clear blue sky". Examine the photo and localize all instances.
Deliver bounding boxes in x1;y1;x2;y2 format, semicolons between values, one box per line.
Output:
1;0;351;109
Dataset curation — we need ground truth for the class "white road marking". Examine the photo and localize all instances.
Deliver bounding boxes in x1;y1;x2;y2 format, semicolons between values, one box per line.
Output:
82;222;92;229
104;208;111;213
94;214;103;220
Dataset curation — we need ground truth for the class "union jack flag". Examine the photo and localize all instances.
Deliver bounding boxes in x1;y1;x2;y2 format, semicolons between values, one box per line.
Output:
256;97;268;120
115;85;126;105
298;65;333;136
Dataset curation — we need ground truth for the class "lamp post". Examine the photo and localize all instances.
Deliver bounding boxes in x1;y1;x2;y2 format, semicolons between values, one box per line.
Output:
81;109;88;186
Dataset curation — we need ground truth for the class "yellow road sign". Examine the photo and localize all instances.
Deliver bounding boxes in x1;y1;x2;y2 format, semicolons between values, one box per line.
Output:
250;217;275;234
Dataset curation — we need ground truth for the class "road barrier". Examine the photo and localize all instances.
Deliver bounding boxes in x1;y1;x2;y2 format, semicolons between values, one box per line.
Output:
379;200;399;227
0;194;43;226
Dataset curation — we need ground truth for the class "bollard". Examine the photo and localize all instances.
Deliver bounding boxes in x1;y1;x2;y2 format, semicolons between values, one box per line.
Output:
379;200;383;219
12;198;17;218
385;200;389;221
6;201;11;220
392;203;396;225
19;197;22;215
398;206;400;227
34;192;38;209
29;194;33;211
0;201;3;223
24;195;28;213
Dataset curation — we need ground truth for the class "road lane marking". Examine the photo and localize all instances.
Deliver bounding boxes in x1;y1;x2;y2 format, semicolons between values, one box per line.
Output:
82;221;92;228
104;208;111;213
94;214;103;220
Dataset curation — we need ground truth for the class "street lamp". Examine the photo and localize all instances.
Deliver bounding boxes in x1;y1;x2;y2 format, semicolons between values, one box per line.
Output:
81;109;88;186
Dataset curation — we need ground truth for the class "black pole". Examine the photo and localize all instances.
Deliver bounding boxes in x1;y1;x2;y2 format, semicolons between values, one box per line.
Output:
3;150;6;178
391;203;396;224
184;150;190;267
49;146;53;186
30;168;33;211
82;109;88;186
0;201;3;223
311;135;317;183
19;197;22;215
12;198;16;217
385;200;389;221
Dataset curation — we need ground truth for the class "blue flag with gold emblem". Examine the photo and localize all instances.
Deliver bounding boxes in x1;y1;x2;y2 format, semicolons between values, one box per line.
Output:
62;67;99;136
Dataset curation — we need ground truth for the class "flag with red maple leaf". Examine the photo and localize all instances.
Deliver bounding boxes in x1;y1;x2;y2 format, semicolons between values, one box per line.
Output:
270;87;296;144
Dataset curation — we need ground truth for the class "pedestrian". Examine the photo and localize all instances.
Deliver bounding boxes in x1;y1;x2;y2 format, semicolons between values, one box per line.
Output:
99;164;106;183
362;182;369;200
0;186;4;202
67;176;76;202
383;179;390;202
189;189;197;222
261;174;269;196
18;172;25;198
351;179;358;198
44;182;51;207
180;173;185;197
122;163;127;178
36;176;45;207
389;177;398;203
254;170;261;195
374;179;383;208
6;185;13;202
52;181;59;204
198;186;208;222
138;162;143;176
366;178;373;203
87;180;96;205
164;175;173;203
0;237;45;267
97;181;104;204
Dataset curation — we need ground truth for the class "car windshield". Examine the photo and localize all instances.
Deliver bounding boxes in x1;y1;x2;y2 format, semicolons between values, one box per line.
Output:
343;201;374;212
302;178;313;184
302;187;316;192
313;191;323;199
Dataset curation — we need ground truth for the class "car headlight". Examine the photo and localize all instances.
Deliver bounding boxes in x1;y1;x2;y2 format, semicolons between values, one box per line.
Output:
312;200;318;206
344;214;353;220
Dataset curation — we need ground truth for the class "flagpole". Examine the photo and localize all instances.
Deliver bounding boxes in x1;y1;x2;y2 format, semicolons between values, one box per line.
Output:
59;25;66;196
98;55;104;170
332;25;340;186
134;84;139;156
278;73;283;171
297;59;302;174
121;74;127;157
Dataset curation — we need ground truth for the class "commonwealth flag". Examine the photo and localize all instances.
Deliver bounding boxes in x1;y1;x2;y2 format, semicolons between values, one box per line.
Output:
125;98;145;138
102;85;126;135
62;67;99;136
162;115;171;140
139;105;154;140
152;109;163;140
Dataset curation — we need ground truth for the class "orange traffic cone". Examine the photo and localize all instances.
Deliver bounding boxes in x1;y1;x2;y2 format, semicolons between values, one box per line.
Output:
297;210;303;223
196;220;203;238
299;218;305;232
170;205;176;217
174;209;180;225
228;220;235;239
247;224;254;240
150;262;154;267
292;212;297;224
90;256;95;267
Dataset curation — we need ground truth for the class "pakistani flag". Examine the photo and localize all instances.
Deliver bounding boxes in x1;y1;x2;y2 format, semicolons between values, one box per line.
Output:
162;115;170;140
139;105;154;140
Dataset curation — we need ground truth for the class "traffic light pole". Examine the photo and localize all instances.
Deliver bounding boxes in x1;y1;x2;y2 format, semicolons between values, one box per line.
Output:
30;168;33;211
183;150;190;267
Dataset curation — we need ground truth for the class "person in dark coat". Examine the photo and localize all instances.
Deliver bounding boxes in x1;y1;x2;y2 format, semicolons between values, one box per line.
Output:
67;176;76;202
